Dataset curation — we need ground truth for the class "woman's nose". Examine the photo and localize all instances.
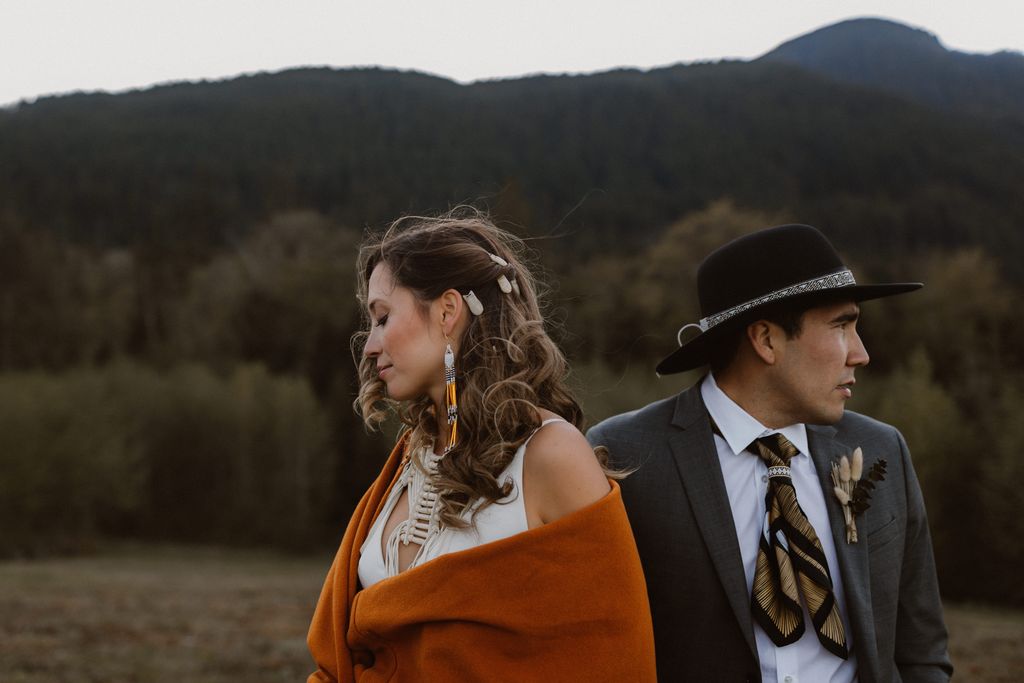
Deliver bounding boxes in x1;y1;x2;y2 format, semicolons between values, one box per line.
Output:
363;329;381;357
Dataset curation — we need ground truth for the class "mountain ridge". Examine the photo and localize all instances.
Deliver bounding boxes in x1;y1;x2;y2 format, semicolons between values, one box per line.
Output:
2;18;1023;278
760;17;1024;122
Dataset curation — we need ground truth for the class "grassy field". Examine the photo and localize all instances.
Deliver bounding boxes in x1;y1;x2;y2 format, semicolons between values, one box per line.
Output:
0;545;329;682
1;545;1021;682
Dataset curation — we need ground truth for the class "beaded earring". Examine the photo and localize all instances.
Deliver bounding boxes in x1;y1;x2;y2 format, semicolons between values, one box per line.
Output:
443;337;458;453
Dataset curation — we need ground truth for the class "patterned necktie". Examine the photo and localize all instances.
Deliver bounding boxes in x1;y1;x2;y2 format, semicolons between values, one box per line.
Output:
750;432;848;659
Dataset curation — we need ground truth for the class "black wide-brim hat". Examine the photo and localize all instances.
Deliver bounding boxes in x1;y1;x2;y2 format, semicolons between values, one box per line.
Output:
655;224;922;375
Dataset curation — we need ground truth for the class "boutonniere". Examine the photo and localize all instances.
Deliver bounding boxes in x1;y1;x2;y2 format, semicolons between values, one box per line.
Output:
830;447;888;543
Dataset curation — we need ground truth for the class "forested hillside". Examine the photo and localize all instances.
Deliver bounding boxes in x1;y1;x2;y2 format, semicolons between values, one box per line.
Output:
762;17;1024;124
3;18;1023;607
3;56;1023;275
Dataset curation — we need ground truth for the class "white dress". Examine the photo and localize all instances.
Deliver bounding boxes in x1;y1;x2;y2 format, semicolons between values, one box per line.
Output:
357;418;565;589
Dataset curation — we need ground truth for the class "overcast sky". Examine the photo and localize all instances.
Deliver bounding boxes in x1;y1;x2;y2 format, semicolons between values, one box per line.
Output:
3;0;1021;106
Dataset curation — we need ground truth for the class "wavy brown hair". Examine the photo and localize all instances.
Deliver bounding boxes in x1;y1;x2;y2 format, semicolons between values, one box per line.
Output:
353;208;601;527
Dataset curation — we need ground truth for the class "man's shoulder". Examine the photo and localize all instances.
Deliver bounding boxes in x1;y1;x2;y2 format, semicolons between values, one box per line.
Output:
587;392;683;444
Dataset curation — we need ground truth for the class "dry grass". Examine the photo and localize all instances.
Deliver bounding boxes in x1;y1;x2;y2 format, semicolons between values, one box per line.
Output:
1;544;1021;682
0;544;330;683
945;603;1024;682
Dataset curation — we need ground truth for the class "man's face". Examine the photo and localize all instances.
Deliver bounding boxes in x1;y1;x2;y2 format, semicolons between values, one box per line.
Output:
769;300;869;426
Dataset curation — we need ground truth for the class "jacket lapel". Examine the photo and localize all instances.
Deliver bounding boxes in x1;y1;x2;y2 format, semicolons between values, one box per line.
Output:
806;424;879;683
668;387;759;661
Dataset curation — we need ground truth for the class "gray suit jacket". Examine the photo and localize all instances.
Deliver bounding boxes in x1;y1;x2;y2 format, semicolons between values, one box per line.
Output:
588;383;952;683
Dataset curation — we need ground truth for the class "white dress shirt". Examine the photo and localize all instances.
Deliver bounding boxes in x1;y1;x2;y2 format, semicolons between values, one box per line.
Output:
702;373;858;683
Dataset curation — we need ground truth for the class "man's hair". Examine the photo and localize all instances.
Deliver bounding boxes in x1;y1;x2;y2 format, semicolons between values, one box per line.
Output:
706;299;811;375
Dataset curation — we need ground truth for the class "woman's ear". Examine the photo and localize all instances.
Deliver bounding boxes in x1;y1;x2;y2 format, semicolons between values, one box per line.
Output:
747;320;778;365
437;289;465;337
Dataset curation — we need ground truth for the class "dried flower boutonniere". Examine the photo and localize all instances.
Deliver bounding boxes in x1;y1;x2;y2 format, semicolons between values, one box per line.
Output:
830;447;888;543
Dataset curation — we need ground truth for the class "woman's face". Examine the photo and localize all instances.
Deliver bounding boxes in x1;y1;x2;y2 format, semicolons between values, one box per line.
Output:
363;263;447;403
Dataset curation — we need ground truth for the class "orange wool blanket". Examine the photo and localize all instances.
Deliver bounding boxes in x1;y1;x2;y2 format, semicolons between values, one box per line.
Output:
307;434;656;682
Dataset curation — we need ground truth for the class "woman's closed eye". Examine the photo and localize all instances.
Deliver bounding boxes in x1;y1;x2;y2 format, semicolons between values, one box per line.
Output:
374;314;389;327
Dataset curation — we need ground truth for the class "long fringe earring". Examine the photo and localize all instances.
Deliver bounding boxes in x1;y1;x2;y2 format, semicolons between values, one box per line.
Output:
443;340;458;453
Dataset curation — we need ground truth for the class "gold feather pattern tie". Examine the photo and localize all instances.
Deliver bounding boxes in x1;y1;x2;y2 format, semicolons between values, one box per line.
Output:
750;432;848;659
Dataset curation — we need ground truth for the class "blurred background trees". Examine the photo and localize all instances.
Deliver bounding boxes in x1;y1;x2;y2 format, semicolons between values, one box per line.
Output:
2;19;1023;606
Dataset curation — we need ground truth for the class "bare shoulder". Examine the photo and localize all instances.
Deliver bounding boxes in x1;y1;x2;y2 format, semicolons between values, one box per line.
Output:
522;409;611;527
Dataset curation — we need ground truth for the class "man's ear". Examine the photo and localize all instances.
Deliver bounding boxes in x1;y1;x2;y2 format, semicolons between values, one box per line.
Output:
747;320;778;365
437;289;465;336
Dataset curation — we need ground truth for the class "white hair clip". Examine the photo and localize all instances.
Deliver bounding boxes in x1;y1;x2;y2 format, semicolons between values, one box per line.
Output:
488;252;517;296
463;290;484;315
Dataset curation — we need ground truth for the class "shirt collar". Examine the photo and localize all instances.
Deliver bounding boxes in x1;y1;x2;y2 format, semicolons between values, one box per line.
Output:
700;372;810;458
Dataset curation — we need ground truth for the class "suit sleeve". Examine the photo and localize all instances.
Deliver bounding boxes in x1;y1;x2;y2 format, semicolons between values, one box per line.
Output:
893;429;954;682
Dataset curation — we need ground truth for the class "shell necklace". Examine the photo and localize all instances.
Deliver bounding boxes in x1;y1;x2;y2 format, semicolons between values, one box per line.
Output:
383;448;444;575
